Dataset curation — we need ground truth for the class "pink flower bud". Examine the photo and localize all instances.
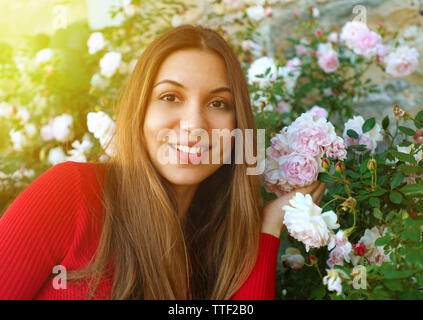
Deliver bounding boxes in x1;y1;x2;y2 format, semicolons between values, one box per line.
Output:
264;6;273;17
367;158;377;171
353;243;366;256
414;130;423;143
321;158;330;170
308;255;317;264
335;162;345;174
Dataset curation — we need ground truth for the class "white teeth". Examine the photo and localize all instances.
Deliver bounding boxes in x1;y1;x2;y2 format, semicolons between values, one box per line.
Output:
170;144;208;154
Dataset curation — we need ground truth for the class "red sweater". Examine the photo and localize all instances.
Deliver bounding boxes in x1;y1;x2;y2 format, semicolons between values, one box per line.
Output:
0;161;280;300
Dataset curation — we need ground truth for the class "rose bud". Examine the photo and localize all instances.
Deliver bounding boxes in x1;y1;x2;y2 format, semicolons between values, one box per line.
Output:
321;158;330;171
308;255;317;264
353;243;366;256
367;158;377;171
335;162;345;174
413;130;423;144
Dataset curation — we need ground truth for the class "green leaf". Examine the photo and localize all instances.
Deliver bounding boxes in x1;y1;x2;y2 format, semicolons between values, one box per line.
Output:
318;172;333;183
384;269;413;279
382;115;390;130
369;197;380;208
373;207;383;219
389;150;417;164
415;110;423;129
375;234;391;246
401;228;420;242
310;287;326;300
398;126;416;136
347;129;359;139
389;191;403;204
397;164;423;174
384;280;403;291
362;118;376;133
399;184;423;196
404;248;423;266
369;188;388;197
348;171;361;179
390;171;403;189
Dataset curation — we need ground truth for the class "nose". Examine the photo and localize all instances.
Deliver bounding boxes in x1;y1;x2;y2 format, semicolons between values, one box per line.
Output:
179;101;208;133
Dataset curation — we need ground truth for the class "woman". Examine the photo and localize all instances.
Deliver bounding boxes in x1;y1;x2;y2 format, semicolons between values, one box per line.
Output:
0;24;326;299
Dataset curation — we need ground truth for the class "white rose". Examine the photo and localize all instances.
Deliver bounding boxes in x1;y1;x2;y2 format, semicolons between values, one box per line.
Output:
356;226;391;266
100;52;122;78
48;146;68;165
343;115;383;154
90;73;110;90
52;114;74;142
87;32;106;55
246;5;265;21
248;56;277;88
171;15;183;27
0;102;15;117
9;129;28;151
385;46;419;78
16;107;30;123
24;123;37;137
35;48;54;65
41;122;54;141
87;111;116;156
283;192;339;252
281;247;305;270
323;269;350;296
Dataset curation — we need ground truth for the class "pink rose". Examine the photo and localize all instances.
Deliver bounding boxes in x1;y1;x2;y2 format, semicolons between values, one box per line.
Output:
317;43;339;73
340;21;369;48
385;46;419;78
352;30;382;58
295;44;308;56
266;128;292;159
324;136;348;160
307;105;328;118
287;113;337;157
318;50;339;73
280;153;319;187
276;101;292;113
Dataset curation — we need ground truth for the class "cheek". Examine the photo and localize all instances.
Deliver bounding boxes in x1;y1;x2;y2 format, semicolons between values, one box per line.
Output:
143;110;167;158
209;111;236;131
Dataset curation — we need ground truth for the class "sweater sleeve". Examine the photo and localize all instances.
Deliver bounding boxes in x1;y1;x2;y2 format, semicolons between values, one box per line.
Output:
231;232;280;300
0;161;83;299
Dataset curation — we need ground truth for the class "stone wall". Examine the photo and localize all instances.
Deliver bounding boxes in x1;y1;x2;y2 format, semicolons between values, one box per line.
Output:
266;0;423;122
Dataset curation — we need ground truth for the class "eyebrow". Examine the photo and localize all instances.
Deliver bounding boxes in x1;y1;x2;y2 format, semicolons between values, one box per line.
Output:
153;79;233;94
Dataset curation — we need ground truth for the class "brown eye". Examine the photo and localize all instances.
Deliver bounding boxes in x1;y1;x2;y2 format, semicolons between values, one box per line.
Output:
210;100;228;109
160;94;180;103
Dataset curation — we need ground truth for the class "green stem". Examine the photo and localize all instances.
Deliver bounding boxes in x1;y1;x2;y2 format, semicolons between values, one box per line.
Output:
321;196;343;211
388;120;399;150
314;264;323;280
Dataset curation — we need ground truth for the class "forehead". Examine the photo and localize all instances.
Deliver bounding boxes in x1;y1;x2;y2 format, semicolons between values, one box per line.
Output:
154;48;230;87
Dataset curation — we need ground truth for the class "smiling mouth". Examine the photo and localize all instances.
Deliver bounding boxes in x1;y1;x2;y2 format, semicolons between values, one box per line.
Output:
168;143;211;155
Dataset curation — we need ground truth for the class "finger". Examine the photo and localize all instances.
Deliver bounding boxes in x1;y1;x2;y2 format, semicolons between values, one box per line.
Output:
311;182;328;204
294;180;320;195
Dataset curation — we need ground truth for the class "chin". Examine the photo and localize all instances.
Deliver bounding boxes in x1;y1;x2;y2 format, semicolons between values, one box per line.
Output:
160;164;222;186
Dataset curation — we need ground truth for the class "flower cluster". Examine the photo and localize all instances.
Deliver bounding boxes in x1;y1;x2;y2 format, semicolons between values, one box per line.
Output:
263;107;347;196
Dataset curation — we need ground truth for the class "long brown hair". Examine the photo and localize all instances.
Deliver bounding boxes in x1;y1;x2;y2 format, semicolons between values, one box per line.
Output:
67;24;263;299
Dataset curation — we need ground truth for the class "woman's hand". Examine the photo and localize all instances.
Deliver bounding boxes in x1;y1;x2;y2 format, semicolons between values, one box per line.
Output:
261;181;327;238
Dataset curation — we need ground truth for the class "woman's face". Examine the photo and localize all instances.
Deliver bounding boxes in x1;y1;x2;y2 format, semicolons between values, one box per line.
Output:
143;48;236;187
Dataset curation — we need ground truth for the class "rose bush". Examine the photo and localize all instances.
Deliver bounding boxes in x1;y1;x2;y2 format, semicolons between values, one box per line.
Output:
274;106;423;300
